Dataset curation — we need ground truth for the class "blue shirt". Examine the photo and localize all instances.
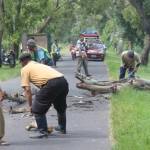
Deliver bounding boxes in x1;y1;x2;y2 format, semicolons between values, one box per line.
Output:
34;47;45;62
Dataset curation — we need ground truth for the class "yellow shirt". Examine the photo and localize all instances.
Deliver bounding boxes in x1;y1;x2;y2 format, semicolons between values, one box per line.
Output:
21;61;63;88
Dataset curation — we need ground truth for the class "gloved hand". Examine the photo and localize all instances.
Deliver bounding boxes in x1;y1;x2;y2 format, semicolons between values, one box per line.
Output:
128;71;135;79
0;89;6;102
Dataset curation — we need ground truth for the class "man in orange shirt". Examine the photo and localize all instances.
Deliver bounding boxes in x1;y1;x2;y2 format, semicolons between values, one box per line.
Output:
19;53;69;138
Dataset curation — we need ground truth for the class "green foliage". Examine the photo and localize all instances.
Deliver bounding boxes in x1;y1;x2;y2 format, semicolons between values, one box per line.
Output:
0;64;20;81
78;0;111;15
144;0;150;16
122;5;140;30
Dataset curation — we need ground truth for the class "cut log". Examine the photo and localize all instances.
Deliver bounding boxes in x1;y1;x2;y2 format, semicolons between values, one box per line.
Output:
75;73;150;94
76;83;118;94
5;93;26;104
9;106;29;114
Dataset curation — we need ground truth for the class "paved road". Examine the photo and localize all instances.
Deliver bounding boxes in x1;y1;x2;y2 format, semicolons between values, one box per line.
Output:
1;57;111;150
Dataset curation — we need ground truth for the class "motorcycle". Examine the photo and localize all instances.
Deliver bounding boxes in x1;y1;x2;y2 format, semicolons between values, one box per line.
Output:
0;50;16;68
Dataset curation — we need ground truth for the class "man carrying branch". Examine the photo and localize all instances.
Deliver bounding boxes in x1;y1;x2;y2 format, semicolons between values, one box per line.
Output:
19;53;69;138
119;50;141;79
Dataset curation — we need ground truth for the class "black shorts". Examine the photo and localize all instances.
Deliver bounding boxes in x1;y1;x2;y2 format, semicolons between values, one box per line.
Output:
32;77;69;114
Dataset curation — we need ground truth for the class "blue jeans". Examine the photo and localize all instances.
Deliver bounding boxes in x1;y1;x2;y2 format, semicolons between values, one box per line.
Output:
119;66;134;79
34;114;48;132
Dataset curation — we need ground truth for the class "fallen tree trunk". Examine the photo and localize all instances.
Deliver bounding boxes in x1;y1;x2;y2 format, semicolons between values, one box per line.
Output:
75;73;150;95
5;93;26;104
76;83;118;95
9;106;29;114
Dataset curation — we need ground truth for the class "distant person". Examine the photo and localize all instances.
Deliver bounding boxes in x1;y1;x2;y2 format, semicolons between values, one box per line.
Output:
19;53;69;138
0;88;9;146
76;37;91;77
119;50;141;79
116;38;124;54
51;40;61;67
27;39;52;66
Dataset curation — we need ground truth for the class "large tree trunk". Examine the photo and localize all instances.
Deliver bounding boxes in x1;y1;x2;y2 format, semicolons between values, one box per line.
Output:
0;0;4;67
141;34;150;65
37;0;64;33
0;31;3;67
37;17;53;33
13;42;19;59
129;0;150;65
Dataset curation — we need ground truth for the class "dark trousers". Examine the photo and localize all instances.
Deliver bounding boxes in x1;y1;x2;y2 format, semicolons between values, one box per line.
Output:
52;53;58;66
32;77;69;132
119;66;134;79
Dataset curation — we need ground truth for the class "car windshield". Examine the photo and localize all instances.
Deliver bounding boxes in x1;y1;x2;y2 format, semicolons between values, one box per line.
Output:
85;38;99;43
88;43;104;49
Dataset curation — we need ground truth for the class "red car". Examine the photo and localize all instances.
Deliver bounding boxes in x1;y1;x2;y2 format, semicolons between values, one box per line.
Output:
86;43;106;61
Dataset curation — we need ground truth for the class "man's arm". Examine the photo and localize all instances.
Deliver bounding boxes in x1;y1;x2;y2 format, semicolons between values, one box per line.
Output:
134;53;141;72
121;54;126;67
0;88;4;102
23;86;32;109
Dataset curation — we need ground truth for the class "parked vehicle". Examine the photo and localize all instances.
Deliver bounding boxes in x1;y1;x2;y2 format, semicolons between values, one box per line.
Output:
79;31;100;43
86;43;106;61
0;50;16;68
69;31;106;61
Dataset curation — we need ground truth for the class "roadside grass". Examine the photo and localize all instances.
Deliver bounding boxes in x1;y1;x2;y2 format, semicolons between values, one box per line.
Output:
60;43;70;56
0;64;21;81
106;48;150;150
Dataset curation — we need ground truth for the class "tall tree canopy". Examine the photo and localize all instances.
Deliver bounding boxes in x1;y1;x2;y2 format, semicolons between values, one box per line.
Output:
0;0;150;64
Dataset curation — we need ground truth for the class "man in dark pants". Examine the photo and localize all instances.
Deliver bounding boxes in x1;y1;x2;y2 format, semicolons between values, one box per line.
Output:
119;50;141;79
19;53;69;138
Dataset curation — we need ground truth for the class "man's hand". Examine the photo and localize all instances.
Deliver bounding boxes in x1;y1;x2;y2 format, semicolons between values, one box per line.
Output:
81;51;87;58
29;106;32;113
0;90;6;102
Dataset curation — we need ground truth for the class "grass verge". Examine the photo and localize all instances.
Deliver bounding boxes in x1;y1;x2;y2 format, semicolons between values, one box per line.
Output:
0;64;20;81
106;48;150;150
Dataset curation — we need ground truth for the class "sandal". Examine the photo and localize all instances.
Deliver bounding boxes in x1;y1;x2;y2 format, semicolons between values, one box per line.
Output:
0;140;10;146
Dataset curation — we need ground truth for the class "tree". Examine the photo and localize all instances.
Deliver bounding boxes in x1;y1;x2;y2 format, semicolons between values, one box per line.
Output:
0;0;4;66
129;0;150;65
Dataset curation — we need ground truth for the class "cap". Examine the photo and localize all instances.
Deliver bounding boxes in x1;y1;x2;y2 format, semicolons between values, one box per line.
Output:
27;39;36;48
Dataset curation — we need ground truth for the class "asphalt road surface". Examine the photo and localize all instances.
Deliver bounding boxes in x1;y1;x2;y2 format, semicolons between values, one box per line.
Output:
0;56;111;150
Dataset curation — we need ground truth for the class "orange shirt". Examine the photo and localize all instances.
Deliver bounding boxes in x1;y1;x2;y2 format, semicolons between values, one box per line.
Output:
21;61;63;88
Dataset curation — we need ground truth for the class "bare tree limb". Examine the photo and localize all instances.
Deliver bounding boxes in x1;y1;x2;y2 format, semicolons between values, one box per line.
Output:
36;0;69;33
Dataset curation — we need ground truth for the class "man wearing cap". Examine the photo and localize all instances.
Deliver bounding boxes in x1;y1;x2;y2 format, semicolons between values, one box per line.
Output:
19;53;69;138
27;39;52;65
76;37;91;77
119;50;141;79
